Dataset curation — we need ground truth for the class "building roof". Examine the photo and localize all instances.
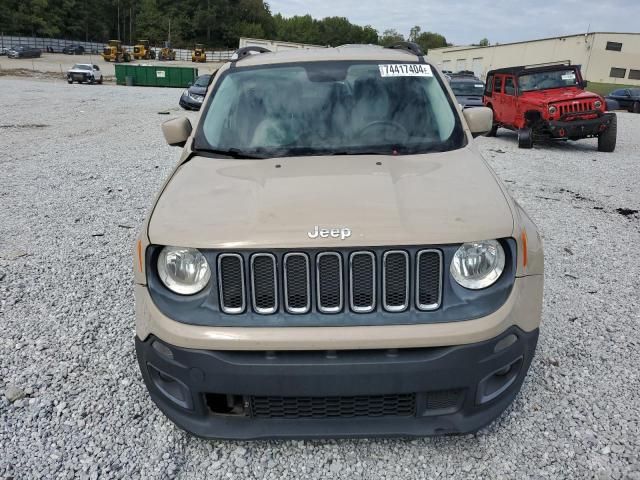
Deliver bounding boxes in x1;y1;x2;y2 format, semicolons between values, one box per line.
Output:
430;31;640;54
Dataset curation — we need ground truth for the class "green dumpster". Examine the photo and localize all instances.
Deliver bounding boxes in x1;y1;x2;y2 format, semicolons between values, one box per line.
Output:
115;64;198;88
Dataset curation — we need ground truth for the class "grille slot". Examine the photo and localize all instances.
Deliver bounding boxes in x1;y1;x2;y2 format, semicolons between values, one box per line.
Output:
350;252;376;313
416;250;443;311
251;393;416;419
316;252;343;313
218;254;246;314
283;253;311;314
250;254;277;314
383;251;409;312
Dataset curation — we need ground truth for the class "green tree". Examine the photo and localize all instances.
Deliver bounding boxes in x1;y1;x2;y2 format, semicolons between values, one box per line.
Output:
379;29;404;47
479;38;490;46
414;31;447;53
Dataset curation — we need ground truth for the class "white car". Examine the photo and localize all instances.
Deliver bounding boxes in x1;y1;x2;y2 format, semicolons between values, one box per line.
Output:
67;64;103;84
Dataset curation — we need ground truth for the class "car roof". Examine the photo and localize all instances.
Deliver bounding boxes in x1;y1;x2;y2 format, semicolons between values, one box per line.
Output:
233;45;425;68
487;63;576;76
449;76;483;83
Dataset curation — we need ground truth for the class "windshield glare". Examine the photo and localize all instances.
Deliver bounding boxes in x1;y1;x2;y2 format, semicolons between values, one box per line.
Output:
199;62;464;157
519;69;580;92
450;81;485;96
73;64;91;70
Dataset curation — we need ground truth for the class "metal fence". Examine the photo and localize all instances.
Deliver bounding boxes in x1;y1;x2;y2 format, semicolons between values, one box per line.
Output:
0;35;234;63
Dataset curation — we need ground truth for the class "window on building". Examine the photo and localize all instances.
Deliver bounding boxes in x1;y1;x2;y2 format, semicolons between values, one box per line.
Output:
610;67;627;79
606;41;623;52
629;69;640;81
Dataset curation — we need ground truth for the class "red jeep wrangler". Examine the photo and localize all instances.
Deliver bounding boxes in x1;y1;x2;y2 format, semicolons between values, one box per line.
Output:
483;64;617;151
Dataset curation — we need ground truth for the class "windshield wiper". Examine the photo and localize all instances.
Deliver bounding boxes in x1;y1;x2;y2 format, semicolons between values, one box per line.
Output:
195;147;269;159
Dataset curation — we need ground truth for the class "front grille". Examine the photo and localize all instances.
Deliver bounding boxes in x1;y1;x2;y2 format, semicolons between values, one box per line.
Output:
251;393;416;419
556;100;595;116
215;248;443;315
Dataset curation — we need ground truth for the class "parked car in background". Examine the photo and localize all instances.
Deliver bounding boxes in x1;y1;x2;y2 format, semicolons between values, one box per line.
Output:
606;88;640;113
484;63;616;151
67;64;103;84
179;74;211;110
62;44;85;55
449;75;485;108
8;46;42;59
0;46;10;56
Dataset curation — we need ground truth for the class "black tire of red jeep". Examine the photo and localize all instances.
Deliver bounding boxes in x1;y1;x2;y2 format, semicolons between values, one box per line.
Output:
598;114;617;152
518;127;533;149
486;124;498;137
633;102;640;114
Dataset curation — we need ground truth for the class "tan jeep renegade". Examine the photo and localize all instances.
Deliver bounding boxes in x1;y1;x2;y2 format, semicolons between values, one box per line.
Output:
134;42;544;439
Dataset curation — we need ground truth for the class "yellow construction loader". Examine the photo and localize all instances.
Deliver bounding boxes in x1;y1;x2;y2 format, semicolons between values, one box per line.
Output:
133;40;156;60
159;41;176;61
102;40;131;63
192;44;206;63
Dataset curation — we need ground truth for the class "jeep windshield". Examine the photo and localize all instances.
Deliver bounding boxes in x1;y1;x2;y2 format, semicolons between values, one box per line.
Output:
518;68;581;92
197;61;465;158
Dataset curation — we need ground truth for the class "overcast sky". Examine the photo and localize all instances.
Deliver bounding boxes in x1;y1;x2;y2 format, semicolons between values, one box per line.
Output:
267;0;638;45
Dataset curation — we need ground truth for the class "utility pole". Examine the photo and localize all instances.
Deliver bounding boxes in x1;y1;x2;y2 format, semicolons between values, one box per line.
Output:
117;0;120;41
129;7;132;45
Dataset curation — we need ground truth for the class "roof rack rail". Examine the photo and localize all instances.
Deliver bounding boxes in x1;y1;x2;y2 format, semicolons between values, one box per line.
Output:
230;46;271;62
384;41;424;57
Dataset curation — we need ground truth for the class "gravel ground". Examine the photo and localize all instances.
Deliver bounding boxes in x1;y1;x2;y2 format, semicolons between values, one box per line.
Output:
1;77;639;480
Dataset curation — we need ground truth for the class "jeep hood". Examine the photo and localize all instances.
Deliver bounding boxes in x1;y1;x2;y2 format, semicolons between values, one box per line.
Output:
148;147;514;248
521;88;601;104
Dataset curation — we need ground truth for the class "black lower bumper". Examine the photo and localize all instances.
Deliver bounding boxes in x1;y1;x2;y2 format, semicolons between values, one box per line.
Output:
547;112;615;138
135;327;539;440
179;95;202;111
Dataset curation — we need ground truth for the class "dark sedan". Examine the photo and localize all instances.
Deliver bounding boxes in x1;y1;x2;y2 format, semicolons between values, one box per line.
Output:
8;46;42;59
62;44;85;55
179;74;211;111
606;88;640;113
449;75;485;108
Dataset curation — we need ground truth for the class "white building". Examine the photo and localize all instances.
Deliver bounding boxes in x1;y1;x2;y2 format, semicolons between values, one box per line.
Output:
428;32;640;86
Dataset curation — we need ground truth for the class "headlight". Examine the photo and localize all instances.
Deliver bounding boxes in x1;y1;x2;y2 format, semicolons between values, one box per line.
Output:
548;105;557;115
450;240;505;290
157;246;211;295
594;100;602;109
182;89;189;97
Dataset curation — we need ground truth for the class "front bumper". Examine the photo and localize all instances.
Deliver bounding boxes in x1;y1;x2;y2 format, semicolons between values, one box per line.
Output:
547;112;615;138
179;95;202;111
136;326;538;439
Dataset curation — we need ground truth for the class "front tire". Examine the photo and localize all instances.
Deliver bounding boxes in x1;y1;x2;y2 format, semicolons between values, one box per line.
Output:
98;76;103;84
518;127;533;149
633;101;640;114
598;114;617;152
67;79;73;84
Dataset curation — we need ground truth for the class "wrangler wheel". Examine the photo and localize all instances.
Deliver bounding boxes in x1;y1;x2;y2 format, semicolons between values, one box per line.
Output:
517;127;533;149
598;114;617;152
633;102;640;114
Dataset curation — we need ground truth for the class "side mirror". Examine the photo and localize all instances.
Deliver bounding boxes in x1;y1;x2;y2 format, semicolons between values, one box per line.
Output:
581;80;589;88
463;107;493;137
162;116;192;147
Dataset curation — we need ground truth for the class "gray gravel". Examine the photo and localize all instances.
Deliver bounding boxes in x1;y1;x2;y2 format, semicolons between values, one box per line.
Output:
1;77;639;479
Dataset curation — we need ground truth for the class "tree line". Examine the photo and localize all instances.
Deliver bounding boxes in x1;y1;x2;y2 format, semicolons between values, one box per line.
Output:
0;0;450;52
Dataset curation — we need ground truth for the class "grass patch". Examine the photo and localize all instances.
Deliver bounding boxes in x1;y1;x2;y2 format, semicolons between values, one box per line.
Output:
587;81;637;96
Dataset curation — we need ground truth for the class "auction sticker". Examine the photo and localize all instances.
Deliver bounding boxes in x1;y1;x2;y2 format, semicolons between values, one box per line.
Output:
561;73;576;81
379;64;433;77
